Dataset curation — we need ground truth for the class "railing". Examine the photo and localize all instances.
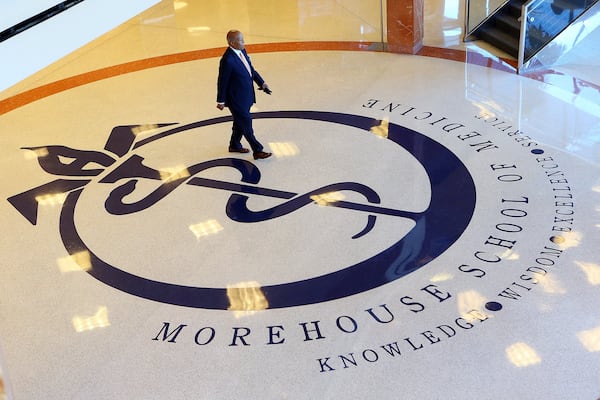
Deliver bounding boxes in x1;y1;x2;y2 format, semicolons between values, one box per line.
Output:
465;0;510;39
518;0;599;72
465;0;599;73
0;0;85;43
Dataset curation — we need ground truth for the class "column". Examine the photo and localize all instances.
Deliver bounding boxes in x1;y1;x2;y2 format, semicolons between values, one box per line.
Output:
386;0;424;54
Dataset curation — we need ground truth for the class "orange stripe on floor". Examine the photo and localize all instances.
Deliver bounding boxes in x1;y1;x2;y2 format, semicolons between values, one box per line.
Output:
0;41;518;116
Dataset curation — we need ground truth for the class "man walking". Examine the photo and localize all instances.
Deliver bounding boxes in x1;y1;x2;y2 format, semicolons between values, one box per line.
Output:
216;30;272;160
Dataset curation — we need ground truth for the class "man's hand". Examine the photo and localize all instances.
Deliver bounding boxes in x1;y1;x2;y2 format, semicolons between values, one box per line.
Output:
260;83;272;95
216;103;225;110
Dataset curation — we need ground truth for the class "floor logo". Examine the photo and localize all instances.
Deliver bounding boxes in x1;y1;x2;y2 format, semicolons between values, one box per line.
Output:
7;111;476;309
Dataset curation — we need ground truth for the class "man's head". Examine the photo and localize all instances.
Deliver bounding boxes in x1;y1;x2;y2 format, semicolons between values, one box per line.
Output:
227;30;245;50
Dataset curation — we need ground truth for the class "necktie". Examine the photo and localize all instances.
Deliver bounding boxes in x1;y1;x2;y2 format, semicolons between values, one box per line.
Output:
238;52;252;76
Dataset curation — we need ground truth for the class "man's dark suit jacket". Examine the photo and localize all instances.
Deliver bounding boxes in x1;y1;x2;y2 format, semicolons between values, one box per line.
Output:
217;47;265;112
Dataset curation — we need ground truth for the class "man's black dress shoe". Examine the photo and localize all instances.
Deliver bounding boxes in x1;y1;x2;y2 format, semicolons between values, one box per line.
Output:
229;147;250;153
253;151;272;160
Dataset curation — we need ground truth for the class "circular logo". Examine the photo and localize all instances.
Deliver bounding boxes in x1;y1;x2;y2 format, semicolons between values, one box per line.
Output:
55;111;476;309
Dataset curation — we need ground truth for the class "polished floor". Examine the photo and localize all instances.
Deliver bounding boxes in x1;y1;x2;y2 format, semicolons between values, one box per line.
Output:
1;1;599;399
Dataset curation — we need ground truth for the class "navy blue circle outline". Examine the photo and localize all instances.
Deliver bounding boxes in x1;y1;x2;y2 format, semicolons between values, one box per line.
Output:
59;111;476;309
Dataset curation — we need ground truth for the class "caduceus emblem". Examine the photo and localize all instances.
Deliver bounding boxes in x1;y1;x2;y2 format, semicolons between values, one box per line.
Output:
7;111;477;310
9;123;419;238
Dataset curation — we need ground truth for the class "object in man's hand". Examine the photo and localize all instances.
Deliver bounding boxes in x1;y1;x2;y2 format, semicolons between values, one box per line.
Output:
260;87;272;95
